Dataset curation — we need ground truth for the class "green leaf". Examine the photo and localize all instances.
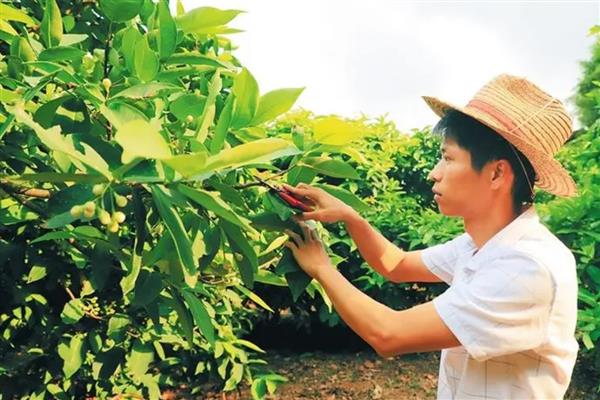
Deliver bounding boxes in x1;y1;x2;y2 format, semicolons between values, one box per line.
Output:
248;211;296;232
99;0;144;22
119;26;143;73
223;362;244;391
220;220;257;288
178;185;255;232
162;152;208;177
251;379;267;400
188;138;300;180
8;105;112;179
301;157;360;179
57;334;85;379
0;4;37;26
10;37;36;64
126;340;154;380
182;290;216;346
59;34;88;46
210;94;234;154
274;248;311;302
38;46;85;62
40;0;63;48
151;186;198;283
311;116;367;145
251;88;304;126
165;52;230;68
8;172;106;184
157;0;177;59
175;6;244;35
26;265;47;284
169;93;206;121
99;101;148;130
60;299;84;324
107;313;131;340
587;265;600;286
231;68;259;129
134;37;159;82
236;285;273;313
170;291;194;347
313;183;369;212
132;269;163;307
114;119;171;163
113;82;181;100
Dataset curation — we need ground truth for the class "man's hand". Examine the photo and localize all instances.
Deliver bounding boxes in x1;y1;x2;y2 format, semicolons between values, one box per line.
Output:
284;220;333;280
281;183;356;224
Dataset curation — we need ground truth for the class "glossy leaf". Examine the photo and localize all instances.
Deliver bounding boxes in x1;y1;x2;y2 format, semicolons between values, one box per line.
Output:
157;0;177;58
57;334;85;379
178;184;255;232
40;0;63;48
151;186;198;281
99;0;144;22
312;116;367;146
251;88;304;126
301;157;360;180
182;290;216;346
210;94;234;154
126;340;154;380
188;138;300;180
231;68;259;129
175;6;243;35
9;105;112;179
134;37;159;82
114;119;171;163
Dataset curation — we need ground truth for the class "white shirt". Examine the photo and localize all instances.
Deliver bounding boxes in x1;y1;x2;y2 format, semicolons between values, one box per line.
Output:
421;206;579;399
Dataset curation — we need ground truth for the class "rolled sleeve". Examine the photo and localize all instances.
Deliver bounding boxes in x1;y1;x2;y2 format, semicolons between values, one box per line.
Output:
421;233;473;285
432;252;555;361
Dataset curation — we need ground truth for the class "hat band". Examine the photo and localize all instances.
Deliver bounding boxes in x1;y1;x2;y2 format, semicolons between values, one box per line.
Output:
466;99;524;138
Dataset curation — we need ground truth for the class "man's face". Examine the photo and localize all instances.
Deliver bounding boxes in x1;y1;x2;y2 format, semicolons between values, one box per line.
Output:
427;136;494;218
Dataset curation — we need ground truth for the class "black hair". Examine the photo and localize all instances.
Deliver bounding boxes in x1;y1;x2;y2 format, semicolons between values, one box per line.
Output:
432;110;536;216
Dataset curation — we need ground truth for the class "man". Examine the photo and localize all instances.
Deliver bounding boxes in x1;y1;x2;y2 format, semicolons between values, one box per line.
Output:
282;74;579;399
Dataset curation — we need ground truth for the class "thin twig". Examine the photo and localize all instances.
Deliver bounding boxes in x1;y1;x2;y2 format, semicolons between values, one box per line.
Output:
0;180;51;198
64;286;103;320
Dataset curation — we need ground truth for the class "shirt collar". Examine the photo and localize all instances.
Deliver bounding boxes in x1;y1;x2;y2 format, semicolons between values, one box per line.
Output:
465;205;539;260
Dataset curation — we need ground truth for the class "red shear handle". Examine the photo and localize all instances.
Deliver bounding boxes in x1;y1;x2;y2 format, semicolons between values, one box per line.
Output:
277;190;314;212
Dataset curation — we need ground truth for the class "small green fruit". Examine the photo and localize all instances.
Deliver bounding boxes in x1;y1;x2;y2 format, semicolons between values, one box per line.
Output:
108;221;119;233
112;211;126;224
102;78;111;91
83;208;95;219
99;210;111;225
186;115;194;123
70;205;83;218
92;184;104;196
84;201;95;213
115;195;128;208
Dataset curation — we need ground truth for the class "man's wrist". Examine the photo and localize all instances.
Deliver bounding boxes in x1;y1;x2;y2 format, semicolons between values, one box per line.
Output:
342;207;362;227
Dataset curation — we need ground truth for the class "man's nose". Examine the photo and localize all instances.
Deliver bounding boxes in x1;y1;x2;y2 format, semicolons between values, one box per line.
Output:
428;160;442;182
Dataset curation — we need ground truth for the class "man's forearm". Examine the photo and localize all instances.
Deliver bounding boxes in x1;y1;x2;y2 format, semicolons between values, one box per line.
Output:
343;210;405;277
316;264;394;354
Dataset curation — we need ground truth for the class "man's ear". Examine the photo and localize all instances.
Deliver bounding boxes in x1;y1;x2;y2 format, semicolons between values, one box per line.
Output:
490;160;511;188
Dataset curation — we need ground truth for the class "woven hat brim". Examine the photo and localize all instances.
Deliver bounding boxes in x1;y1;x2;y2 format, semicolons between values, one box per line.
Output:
422;95;577;198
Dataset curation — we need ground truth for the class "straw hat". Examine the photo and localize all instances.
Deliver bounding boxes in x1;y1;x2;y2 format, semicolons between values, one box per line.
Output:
422;74;577;197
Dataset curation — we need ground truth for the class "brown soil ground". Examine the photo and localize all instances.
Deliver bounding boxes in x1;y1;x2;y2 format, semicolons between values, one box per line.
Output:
181;349;597;400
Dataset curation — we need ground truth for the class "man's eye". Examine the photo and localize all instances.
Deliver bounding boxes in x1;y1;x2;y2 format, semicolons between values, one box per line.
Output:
443;156;451;161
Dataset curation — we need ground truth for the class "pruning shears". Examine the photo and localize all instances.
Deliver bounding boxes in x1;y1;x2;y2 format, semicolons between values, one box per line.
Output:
254;175;315;212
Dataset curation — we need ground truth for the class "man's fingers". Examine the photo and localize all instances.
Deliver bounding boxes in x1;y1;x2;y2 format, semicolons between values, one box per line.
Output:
282;183;317;200
295;211;321;221
284;241;298;251
299;222;313;242
284;229;302;246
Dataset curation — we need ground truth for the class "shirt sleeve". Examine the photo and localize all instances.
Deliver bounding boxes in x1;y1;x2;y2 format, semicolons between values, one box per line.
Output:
421;233;472;285
432;251;555;361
